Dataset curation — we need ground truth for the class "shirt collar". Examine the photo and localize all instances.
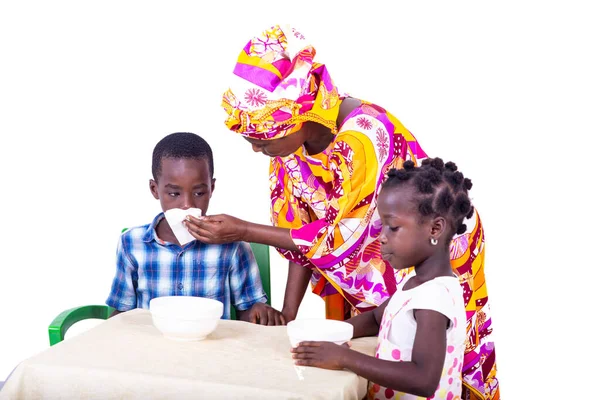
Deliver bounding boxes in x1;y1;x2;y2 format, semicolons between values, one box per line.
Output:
142;213;165;243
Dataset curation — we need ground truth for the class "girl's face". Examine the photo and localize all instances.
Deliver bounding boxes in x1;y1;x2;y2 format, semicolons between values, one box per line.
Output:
377;186;434;270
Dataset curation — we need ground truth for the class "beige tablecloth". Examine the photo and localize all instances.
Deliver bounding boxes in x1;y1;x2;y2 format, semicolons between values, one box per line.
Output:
0;309;377;399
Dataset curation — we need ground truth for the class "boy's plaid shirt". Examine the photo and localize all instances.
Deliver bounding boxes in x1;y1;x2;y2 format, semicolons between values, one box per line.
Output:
106;213;267;319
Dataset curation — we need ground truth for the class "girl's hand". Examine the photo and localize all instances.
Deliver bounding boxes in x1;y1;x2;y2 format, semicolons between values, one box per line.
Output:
291;341;352;370
184;214;248;244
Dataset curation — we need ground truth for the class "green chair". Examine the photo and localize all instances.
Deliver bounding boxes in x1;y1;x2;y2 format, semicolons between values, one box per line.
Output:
48;242;271;346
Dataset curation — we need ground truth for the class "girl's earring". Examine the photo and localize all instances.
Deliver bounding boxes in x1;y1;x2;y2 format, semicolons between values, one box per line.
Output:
430;238;438;246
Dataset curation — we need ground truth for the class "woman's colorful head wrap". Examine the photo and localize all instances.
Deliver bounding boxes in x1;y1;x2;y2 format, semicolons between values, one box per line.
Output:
222;24;342;140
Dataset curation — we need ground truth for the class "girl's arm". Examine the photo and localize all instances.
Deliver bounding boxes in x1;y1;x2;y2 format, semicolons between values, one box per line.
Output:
292;309;449;398
346;298;389;338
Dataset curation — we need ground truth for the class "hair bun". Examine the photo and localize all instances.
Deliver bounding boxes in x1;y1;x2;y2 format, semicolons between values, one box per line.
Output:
403;160;415;170
387;168;410;181
463;178;473;190
431;157;444;171
444;161;458;172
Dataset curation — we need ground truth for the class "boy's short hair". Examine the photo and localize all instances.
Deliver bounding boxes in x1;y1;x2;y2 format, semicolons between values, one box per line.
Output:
151;132;214;180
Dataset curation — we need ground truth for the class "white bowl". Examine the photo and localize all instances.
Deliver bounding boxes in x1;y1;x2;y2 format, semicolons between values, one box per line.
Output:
149;296;223;341
287;319;354;346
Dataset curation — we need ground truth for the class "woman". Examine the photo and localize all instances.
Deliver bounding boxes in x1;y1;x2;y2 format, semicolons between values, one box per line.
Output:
186;24;499;399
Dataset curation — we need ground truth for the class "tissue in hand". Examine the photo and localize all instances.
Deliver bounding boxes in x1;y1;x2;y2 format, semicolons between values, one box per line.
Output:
164;207;203;245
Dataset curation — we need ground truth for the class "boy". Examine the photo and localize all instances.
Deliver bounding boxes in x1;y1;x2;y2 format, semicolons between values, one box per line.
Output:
106;132;285;325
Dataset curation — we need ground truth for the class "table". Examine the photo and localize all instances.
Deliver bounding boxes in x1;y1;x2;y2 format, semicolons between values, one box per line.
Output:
0;309;377;399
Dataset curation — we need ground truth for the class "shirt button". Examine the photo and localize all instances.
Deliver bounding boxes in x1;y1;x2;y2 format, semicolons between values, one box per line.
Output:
177;283;183;291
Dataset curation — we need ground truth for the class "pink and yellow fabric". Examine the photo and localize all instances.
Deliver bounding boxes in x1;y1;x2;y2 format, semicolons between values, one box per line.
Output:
222;24;499;400
222;24;341;140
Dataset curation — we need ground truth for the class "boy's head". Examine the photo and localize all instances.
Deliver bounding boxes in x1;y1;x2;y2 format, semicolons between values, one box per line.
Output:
377;158;474;270
149;132;216;215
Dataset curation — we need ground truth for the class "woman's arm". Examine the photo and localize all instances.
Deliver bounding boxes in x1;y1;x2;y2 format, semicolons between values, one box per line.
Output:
185;215;298;251
281;261;312;322
244;221;297;251
185;219;312;321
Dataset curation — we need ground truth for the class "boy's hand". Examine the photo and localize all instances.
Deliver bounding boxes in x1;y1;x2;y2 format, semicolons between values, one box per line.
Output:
248;303;286;326
291;341;352;370
184;214;248;244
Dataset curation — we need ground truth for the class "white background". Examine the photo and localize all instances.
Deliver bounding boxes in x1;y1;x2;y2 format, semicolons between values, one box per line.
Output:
1;0;598;398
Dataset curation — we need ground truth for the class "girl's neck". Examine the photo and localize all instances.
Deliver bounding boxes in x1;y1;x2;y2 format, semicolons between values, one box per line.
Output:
403;251;454;290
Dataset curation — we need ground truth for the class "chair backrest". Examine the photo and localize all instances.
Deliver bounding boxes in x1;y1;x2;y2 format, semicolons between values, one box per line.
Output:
229;242;271;319
249;242;271;305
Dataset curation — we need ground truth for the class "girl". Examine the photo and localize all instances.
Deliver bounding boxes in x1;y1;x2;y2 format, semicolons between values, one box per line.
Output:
291;158;472;399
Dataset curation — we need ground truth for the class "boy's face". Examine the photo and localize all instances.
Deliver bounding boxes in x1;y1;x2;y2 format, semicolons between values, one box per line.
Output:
149;157;215;215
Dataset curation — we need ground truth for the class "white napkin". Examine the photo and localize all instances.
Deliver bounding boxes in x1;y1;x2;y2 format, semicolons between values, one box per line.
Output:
164;207;203;245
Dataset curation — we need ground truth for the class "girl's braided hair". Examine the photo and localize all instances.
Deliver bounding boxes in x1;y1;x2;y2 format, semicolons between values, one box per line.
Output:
382;157;474;242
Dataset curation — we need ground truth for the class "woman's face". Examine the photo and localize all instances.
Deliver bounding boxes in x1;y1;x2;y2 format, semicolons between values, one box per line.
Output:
244;124;307;157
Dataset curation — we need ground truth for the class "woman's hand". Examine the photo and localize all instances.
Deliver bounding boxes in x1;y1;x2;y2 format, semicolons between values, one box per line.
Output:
291;341;352;370
184;214;248;244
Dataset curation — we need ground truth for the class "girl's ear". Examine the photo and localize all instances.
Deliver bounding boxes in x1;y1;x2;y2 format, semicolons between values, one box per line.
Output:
149;179;160;200
430;216;447;241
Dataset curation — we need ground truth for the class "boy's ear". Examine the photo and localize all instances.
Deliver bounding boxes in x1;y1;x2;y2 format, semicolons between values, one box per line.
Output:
210;178;216;194
149;179;160;200
430;216;447;241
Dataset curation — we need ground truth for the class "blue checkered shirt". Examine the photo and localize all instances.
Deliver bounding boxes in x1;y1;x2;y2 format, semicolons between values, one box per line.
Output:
106;213;267;319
